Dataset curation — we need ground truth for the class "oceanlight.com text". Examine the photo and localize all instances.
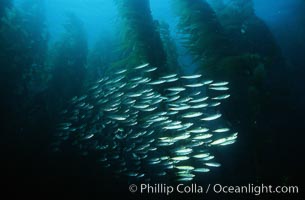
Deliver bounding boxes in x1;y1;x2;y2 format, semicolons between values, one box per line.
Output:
129;183;299;196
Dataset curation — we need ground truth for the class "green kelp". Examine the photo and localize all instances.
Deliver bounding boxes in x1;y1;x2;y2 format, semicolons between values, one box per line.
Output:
207;0;287;119
173;0;286;120
113;0;167;75
53;63;237;182
207;0;283;61
173;0;230;71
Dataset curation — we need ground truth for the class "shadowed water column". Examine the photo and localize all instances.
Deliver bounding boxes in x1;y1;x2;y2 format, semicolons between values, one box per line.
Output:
208;0;291;185
0;0;55;190
0;0;49;135
159;21;181;74
48;14;88;116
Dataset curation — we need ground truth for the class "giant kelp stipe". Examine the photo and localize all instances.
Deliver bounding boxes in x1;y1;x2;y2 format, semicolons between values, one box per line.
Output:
0;0;304;198
113;0;166;72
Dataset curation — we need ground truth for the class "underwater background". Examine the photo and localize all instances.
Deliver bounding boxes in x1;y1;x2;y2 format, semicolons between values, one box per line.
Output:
1;0;304;199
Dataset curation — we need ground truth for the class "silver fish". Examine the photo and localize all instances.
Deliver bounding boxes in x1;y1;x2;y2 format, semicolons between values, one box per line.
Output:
167;87;186;92
144;67;158;72
193;134;213;140
193;168;210;173
212;94;230;100
181;74;202;79
213;128;230;133
115;69;127;75
210;81;229;87
209;86;229;91
191;103;208;109
134;63;149;69
185;83;204;87
175;166;194;170
210;138;227;146
55;62;237;183
161;74;177;79
190;97;209;103
201;114;222;121
108;114;128;121
205;162;221;167
148;79;166;85
182;112;203;118
189;127;209;133
193;153;210;158
172;156;190;161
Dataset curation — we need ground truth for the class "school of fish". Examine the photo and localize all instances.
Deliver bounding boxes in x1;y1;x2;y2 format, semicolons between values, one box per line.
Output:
53;63;238;182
